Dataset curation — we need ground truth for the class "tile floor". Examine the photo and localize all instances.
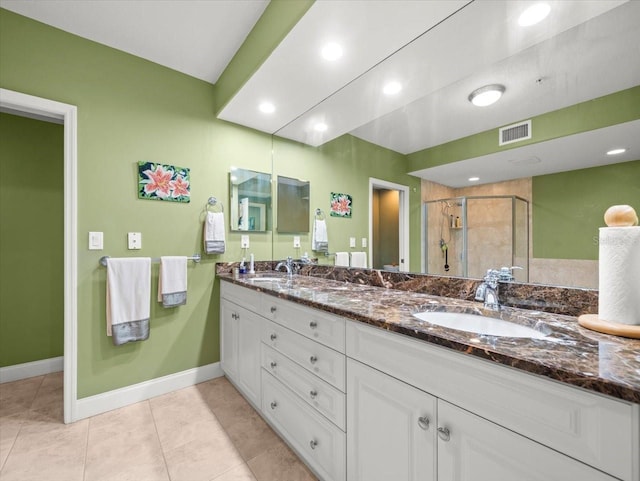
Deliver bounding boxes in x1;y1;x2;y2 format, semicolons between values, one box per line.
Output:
0;372;318;481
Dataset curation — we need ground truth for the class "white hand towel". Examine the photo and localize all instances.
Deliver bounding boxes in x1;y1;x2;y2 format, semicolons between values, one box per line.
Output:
312;219;329;253
204;211;225;254
335;252;349;267
106;257;151;345
351;252;367;268
158;256;187;307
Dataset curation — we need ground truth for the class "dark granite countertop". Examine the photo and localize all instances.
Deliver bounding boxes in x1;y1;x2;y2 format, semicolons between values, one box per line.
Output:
219;272;640;404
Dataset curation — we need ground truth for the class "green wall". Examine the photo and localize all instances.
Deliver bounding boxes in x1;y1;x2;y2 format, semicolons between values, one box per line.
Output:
0;112;64;367
532;160;640;260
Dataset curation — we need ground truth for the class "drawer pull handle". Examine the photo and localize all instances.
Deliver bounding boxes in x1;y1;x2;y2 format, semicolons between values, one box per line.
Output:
270;306;277;313
270;401;278;410
309;355;318;364
270;333;277;341
309;390;318;399
309;321;318;329
309;439;318;450
417;416;430;430
437;427;450;442
270;361;277;369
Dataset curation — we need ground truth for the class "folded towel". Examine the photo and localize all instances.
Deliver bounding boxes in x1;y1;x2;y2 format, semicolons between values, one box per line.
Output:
312;219;329;253
351;251;367;268
106;257;151;346
204;211;225;254
158;256;187;307
335;252;349;267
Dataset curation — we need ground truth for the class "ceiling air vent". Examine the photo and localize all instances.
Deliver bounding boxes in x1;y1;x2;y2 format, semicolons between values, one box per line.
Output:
499;120;531;146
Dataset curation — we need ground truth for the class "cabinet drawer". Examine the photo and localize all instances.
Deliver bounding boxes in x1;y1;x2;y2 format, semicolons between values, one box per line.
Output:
221;281;262;314
261;295;345;352
262;370;346;481
346;320;639;481
263;319;346;392
262;344;346;431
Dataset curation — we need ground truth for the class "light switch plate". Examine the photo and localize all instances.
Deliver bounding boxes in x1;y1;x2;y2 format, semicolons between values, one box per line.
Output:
241;235;250;248
293;236;301;248
349;237;356;248
361;237;367;248
89;231;103;250
128;232;142;250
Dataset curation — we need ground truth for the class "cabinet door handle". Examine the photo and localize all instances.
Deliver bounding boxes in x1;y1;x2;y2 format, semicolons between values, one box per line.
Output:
437;427;450;442
270;333;277;341
309;321;318;329
417;416;430;430
309;390;318;399
309;439;318;450
270;361;277;369
270;306;277;313
309;355;318;364
270;401;277;410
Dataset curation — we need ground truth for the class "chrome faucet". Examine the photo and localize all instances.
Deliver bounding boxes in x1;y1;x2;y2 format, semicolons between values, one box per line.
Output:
275;256;295;276
475;269;500;310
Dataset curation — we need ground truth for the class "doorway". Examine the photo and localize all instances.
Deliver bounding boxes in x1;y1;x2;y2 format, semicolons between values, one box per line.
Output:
0;88;78;423
369;178;409;272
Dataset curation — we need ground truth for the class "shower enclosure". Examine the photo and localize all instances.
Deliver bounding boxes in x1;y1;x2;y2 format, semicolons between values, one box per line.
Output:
423;196;529;282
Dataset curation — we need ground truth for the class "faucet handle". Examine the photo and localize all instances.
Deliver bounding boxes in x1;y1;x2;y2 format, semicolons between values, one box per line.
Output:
498;266;522;282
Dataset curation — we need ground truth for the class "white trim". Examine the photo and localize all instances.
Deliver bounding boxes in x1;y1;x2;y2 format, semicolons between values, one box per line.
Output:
75;362;223;421
0;88;78;423
368;178;410;272
0;357;64;384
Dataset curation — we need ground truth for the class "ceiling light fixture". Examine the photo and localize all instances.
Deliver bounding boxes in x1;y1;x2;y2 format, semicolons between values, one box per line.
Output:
468;177;480;182
314;122;328;132
518;3;551;27
258;102;275;114
468;84;505;107
606;148;627;156
383;81;402;95
321;42;343;61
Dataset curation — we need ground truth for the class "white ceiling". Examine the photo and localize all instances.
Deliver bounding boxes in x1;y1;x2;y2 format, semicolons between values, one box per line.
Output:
3;0;638;187
0;0;268;84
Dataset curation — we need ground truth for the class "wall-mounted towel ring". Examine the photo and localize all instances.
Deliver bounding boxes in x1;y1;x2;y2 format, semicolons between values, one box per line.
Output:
207;196;224;213
315;208;326;220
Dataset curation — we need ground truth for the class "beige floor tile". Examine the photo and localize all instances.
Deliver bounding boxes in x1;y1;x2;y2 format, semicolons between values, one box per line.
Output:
213;462;258;481
0;414;23;469
223;408;282;462
0;376;43;417
248;440;318;481
163;434;245;481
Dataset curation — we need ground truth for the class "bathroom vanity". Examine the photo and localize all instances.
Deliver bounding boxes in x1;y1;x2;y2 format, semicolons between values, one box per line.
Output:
219;273;640;481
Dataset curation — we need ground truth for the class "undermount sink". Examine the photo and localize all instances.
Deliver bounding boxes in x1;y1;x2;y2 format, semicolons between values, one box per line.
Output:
413;311;548;339
246;276;284;282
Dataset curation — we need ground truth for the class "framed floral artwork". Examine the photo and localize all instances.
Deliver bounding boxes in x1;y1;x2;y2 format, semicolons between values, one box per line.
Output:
330;192;352;218
138;161;190;203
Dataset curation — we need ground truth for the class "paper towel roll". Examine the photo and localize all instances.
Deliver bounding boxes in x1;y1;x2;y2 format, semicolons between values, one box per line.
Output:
598;226;640;325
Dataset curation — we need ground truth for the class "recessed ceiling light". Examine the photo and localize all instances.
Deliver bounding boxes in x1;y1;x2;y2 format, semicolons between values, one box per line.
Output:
468;84;505;107
606;148;627;155
321;42;343;61
258;102;275;114
383;81;402;95
518;3;551;27
314;122;328;132
468;177;480;182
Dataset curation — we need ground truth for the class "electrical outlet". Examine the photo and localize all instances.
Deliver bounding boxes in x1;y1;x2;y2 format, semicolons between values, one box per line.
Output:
241;235;250;248
293;236;301;248
127;232;141;250
361;237;367;248
349;237;356;248
89;232;103;250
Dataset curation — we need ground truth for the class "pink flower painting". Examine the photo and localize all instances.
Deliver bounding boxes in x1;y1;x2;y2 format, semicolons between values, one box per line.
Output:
330;192;352;218
138;161;190;203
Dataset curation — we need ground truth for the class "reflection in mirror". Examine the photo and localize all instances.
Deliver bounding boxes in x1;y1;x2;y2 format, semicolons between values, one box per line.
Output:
276;175;310;233
229;168;272;232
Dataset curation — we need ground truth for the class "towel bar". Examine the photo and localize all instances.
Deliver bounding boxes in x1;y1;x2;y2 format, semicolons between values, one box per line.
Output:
99;254;201;267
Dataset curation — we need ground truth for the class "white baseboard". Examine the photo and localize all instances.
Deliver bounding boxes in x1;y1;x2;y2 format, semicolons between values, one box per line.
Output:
0;356;64;384
75;362;223;421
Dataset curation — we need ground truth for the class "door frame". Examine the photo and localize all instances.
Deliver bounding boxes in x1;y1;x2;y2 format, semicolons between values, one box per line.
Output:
1;88;78;423
368;178;410;272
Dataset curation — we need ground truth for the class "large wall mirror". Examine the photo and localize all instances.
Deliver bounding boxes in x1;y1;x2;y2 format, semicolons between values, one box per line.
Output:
229;168;272;232
276;175;310;233
265;1;639;289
